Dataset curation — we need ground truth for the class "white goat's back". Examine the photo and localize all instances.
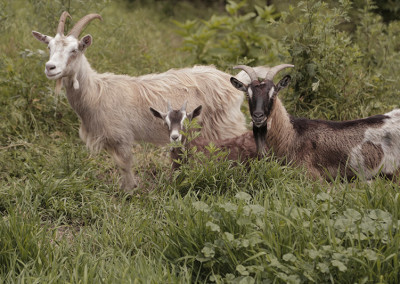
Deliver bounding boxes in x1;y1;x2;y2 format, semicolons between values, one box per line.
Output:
74;65;247;151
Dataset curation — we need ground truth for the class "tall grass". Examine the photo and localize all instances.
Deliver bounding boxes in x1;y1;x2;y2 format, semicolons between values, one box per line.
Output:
0;0;399;283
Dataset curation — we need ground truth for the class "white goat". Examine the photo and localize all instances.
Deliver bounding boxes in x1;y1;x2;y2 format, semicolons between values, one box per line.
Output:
150;101;265;170
32;12;269;191
231;65;400;181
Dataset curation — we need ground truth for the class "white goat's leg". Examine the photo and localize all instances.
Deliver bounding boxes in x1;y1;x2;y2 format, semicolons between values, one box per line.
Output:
109;146;138;192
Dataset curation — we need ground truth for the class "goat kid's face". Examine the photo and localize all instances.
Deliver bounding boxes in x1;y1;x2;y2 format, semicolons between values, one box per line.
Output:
150;104;202;143
230;76;291;128
32;32;92;80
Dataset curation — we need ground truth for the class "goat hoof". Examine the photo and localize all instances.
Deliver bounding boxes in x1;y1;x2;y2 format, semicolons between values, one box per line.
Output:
120;177;139;195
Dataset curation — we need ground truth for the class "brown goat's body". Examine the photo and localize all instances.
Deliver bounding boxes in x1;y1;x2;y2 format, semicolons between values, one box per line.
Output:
267;98;400;180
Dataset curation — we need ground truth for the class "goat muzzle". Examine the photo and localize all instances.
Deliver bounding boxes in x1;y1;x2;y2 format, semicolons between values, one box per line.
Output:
252;115;267;128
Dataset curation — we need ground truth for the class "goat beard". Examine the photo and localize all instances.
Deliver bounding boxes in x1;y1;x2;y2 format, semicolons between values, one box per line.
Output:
55;78;63;95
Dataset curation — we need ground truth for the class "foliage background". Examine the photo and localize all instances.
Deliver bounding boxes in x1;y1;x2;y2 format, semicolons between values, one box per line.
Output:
0;0;399;282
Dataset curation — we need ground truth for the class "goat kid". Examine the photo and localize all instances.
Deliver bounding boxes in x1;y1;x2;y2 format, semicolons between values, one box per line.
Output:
150;101;264;170
231;64;400;181
32;12;269;191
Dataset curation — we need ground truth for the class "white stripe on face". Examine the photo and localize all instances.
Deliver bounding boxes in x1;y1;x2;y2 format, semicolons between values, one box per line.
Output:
165;115;172;129
180;111;187;129
268;87;275;98
248;87;253;99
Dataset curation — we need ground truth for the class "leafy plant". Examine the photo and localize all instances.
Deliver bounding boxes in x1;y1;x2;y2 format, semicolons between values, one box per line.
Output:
174;0;283;68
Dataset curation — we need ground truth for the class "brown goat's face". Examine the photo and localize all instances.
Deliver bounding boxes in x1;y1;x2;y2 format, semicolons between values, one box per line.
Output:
231;75;291;128
32;32;92;80
150;104;202;142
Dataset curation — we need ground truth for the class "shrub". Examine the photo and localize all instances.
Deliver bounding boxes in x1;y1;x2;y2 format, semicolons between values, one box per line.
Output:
174;0;283;69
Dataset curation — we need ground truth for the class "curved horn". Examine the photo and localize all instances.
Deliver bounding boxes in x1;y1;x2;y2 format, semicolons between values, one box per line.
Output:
180;100;188;112
67;14;102;38
56;11;71;35
265;64;294;80
167;101;173;112
233;65;258;82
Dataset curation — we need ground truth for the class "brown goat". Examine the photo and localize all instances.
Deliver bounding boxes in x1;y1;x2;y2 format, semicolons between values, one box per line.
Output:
231;64;400;181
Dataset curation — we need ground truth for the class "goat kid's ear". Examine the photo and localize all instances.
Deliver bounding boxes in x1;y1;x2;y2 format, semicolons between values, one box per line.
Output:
276;75;291;92
150;107;167;120
188;105;202;121
32;31;52;44
79;34;93;51
230;77;247;92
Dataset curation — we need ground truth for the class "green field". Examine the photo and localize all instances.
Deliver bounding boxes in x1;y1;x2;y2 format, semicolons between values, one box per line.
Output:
1;0;400;282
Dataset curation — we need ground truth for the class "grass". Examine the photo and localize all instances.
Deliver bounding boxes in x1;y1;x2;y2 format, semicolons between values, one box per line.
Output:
1;0;400;283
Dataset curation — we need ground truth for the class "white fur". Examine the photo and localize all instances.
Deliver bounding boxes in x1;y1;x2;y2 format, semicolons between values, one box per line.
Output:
269;87;275;98
350;109;400;178
247;88;253;99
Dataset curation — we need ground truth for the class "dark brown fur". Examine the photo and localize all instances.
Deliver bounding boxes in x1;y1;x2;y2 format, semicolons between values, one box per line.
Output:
268;103;389;180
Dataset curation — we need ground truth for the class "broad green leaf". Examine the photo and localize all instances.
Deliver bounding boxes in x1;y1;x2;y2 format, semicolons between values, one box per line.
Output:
206;221;220;232
331;260;347;272
192;201;210;213
236;264;249;276
283;253;297;262
235;192;251;202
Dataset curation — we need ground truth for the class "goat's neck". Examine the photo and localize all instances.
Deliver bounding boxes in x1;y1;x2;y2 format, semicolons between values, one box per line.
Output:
62;55;98;119
266;97;295;157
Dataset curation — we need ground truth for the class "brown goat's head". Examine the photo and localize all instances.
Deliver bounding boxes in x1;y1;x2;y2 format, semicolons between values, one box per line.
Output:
230;64;293;128
150;101;202;143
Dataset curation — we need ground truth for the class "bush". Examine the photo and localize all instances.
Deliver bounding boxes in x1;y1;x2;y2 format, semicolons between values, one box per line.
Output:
174;0;284;69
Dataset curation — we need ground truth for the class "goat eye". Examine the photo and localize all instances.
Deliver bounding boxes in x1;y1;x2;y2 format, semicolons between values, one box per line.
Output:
71;49;78;54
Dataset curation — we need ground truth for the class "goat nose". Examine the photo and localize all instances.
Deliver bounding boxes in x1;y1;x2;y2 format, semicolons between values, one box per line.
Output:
253;112;264;118
45;63;56;72
171;134;180;141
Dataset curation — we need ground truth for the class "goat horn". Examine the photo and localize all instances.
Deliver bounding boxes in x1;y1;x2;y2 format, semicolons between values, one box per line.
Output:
167;101;173;112
67;13;102;38
56;11;71;35
180;100;188;112
265;64;294;80
233;65;258;82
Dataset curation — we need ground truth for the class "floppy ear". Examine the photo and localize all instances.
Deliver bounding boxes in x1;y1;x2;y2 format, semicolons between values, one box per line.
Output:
276;75;291;93
32;31;52;44
150;107;166;120
79;34;92;51
230;77;247;92
187;105;202;121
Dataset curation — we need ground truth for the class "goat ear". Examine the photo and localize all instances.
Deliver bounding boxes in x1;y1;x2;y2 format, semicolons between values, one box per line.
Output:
79;34;92;51
188;105;202;121
150;107;166;120
276;75;291;92
230;77;247;92
32;31;52;44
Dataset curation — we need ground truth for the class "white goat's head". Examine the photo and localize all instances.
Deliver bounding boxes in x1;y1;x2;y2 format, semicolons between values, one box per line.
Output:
150;101;202;143
32;12;102;81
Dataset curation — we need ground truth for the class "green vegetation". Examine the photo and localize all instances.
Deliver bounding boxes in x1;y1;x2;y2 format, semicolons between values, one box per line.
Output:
1;0;399;282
